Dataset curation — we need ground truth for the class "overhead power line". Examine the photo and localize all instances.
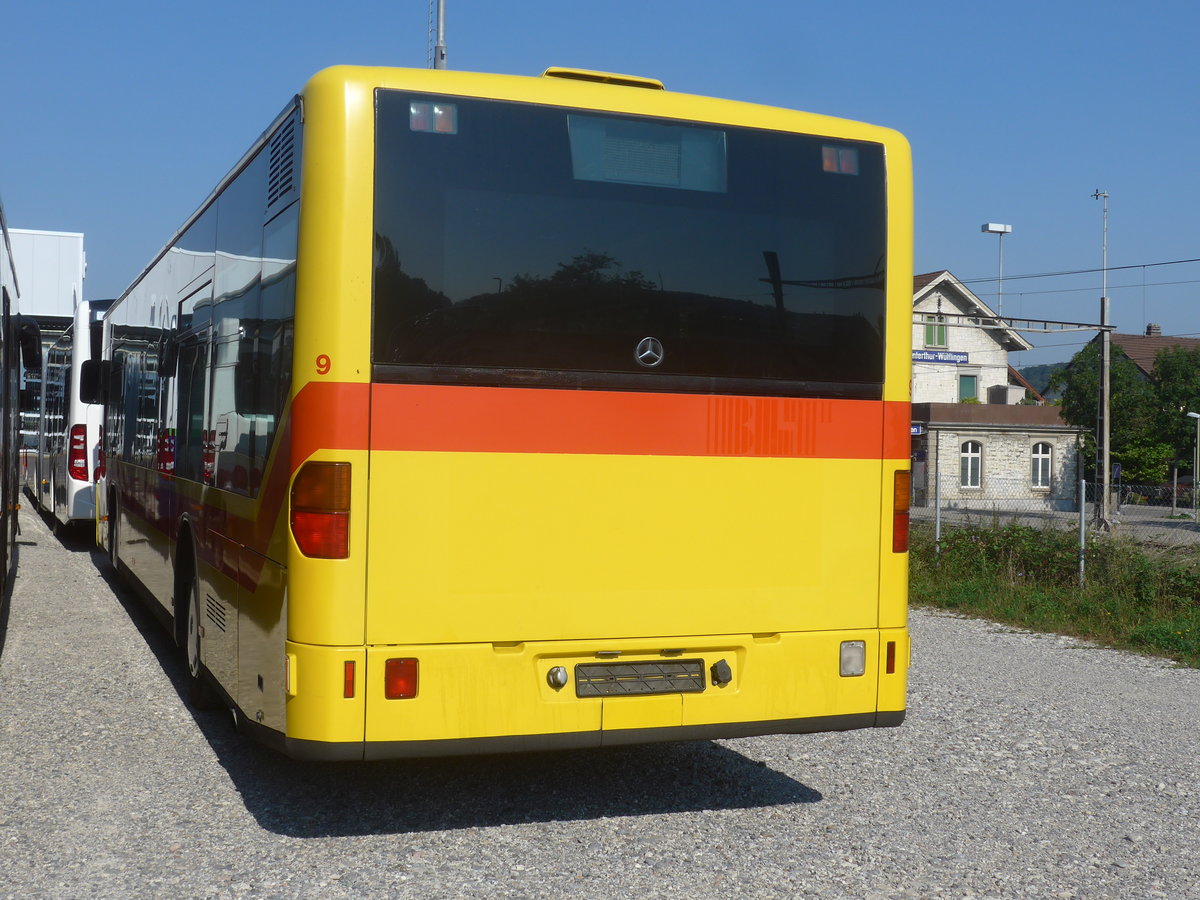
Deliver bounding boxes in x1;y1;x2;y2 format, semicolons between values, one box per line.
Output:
978;277;1200;300
957;256;1200;287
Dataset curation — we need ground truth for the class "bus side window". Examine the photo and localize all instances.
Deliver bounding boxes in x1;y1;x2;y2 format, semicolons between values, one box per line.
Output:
245;201;298;496
211;150;266;495
175;337;208;483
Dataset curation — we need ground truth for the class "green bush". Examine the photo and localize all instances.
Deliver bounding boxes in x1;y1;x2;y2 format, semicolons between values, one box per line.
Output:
911;523;1200;668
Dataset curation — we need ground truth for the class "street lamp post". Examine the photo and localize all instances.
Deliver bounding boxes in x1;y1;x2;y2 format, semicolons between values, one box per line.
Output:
981;223;1012;316
1188;411;1200;525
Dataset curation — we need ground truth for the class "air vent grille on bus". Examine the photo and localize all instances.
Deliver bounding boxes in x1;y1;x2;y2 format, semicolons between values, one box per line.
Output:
206;594;228;633
267;117;296;209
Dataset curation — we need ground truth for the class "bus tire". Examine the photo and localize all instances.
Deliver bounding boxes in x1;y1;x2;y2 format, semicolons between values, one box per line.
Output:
184;565;221;710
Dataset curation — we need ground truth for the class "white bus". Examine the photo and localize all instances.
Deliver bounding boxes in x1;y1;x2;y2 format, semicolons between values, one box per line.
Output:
25;298;110;528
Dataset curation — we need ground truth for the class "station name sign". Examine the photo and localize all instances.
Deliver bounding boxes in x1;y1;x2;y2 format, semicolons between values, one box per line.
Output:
913;350;969;364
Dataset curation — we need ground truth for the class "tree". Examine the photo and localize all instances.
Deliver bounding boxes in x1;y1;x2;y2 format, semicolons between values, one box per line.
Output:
1048;342;1169;482
1150;346;1200;465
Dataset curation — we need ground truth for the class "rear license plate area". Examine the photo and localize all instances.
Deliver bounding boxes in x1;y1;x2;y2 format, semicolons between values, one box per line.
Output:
574;660;705;697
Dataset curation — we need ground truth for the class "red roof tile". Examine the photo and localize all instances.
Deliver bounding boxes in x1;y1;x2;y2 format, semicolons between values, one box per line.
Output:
913;271;947;292
1108;333;1200;377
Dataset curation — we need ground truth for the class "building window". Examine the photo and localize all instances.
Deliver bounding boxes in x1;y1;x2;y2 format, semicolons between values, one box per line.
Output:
958;373;978;402
960;440;982;488
1032;442;1052;489
924;314;947;348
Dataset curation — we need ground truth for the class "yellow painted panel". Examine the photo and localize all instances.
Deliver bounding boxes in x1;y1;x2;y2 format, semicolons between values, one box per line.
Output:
304;66;908;152
366;452;883;645
293;70;374;391
364;643;602;743
284;642;365;743
879;460;911;630
877;626;910;713
356;629;898;744
603;694;682;731
883;136;914;405
287;449;370;646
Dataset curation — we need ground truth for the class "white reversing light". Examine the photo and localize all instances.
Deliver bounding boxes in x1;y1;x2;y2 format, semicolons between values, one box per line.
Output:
840;641;866;677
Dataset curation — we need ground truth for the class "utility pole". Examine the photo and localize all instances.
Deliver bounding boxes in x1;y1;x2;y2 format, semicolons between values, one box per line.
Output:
1093;189;1112;529
433;0;447;69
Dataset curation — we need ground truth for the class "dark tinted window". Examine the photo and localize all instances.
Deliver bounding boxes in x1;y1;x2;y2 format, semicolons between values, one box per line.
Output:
373;92;887;396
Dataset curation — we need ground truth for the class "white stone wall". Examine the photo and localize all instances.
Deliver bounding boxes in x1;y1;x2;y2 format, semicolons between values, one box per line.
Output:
913;290;1015;404
923;428;1080;510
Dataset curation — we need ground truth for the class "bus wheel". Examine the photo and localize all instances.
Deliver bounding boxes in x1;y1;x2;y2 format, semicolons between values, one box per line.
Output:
185;569;221;710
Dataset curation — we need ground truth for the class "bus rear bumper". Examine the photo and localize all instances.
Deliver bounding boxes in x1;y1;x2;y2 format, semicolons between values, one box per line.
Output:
246;708;905;761
273;628;908;761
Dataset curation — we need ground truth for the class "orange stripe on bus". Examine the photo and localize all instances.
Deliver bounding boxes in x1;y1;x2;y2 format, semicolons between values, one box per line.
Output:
882;400;913;460
290;382;372;473
361;383;909;460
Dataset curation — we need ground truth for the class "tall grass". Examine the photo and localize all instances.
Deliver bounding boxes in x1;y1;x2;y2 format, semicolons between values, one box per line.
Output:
909;523;1200;668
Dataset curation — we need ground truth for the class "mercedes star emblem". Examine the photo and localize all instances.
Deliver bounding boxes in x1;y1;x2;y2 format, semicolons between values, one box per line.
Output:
635;336;665;368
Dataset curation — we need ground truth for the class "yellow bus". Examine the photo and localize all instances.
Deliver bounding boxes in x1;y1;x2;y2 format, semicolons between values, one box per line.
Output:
87;65;912;760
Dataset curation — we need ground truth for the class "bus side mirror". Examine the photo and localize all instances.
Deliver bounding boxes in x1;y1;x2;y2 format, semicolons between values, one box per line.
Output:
80;359;103;404
16;315;41;372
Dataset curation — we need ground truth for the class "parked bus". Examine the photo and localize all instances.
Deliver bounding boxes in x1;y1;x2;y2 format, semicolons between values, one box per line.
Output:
87;65;912;760
0;201;43;603
24;298;110;529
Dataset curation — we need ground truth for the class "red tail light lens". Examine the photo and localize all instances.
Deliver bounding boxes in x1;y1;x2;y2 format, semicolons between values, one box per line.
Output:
343;660;356;698
290;462;351;558
893;470;911;553
68;425;88;481
384;658;419;700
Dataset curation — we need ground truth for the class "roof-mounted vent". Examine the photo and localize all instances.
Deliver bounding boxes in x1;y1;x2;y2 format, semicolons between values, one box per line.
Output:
542;67;665;90
267;115;298;210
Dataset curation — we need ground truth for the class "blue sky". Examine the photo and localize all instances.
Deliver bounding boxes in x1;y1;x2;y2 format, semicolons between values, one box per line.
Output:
2;0;1197;364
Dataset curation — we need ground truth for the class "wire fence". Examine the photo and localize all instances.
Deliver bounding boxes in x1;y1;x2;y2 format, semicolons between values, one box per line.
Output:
910;476;1200;583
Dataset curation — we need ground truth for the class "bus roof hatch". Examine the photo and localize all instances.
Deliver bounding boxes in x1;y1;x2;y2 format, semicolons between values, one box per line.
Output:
541;67;665;90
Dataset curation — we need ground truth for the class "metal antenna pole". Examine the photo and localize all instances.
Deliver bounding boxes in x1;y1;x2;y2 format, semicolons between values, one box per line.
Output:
433;0;447;69
998;230;1005;316
981;223;1012;316
1092;189;1111;529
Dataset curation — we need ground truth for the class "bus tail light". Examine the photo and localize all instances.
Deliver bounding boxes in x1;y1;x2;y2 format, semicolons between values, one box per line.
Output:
343;660;356;698
893;470;911;553
290;462;351;558
384;658;419;699
68;425;88;481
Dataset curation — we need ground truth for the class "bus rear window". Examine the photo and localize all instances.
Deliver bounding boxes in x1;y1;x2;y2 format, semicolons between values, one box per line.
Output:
372;91;887;397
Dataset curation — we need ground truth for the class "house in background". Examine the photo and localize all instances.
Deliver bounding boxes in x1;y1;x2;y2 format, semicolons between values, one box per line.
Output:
909;271;1082;510
1095;324;1200;377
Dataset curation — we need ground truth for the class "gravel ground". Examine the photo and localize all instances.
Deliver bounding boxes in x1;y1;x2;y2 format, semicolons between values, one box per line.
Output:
2;505;1199;899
